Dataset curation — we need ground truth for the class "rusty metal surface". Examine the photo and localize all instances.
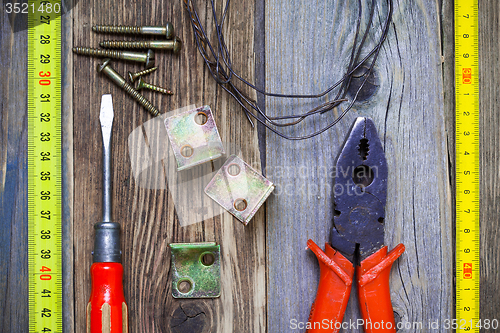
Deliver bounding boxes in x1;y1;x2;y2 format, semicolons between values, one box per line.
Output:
164;105;225;171
330;117;387;263
169;242;221;298
204;155;274;225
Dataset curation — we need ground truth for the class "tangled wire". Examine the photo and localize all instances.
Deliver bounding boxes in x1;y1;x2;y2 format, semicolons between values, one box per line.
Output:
183;0;393;140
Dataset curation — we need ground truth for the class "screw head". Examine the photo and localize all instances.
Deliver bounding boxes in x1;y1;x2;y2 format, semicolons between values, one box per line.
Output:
173;37;182;53
97;58;112;72
145;49;155;69
165;22;175;39
135;77;146;90
128;71;136;82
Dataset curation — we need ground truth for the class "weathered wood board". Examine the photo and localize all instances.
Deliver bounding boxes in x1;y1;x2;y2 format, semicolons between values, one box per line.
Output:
264;0;453;331
72;0;265;332
0;11;29;332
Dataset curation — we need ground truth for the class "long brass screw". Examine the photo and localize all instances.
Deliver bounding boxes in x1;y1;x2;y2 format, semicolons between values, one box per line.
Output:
97;59;160;117
128;67;158;83
100;37;182;53
73;47;155;68
136;77;173;95
93;23;175;40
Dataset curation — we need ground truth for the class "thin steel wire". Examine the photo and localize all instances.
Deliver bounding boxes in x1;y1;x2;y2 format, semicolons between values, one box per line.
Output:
183;0;393;140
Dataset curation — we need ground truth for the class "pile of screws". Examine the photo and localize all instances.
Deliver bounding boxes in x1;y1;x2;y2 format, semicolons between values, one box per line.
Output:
73;23;182;117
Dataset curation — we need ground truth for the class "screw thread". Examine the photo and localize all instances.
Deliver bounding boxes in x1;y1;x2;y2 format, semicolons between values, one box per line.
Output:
143;82;173;95
93;25;142;34
73;47;123;59
100;41;150;49
134;67;158;78
122;83;160;117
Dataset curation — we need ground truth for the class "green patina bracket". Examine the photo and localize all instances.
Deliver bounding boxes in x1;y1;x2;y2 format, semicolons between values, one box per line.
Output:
169;242;221;298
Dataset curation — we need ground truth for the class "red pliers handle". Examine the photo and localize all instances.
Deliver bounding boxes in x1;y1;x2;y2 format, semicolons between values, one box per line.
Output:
307;240;405;333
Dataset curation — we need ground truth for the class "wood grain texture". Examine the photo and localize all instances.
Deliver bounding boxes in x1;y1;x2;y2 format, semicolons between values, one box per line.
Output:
61;1;75;332
264;0;453;331
0;10;29;333
72;0;265;332
478;1;500;327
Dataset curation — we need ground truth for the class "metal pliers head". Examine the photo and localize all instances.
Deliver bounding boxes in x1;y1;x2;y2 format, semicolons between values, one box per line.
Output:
330;117;388;263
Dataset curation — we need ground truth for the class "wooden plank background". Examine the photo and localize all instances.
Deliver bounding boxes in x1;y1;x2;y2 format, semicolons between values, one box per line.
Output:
264;1;453;331
1;0;500;332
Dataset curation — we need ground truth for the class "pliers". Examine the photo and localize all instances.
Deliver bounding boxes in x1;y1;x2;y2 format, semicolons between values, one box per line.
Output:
307;117;405;333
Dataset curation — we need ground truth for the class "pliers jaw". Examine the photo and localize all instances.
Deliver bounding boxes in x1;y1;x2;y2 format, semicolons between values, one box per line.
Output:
330;117;388;263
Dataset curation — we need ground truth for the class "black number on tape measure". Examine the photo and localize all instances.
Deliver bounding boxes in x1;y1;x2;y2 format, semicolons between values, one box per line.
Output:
40;171;50;181
41;211;50;220
463;14;469;18
40;113;50;122
464;131;470;136
40;132;50;142
40;151;50;161
463;34;469;38
463;111;470;116
464;151;470;155
40;191;50;200
41;289;52;297
41;249;51;259
463;53;470;58
40;93;50;103
464;209;471;213
40;54;50;64
464;248;471;253
42;328;52;332
41;308;51;317
41;230;51;239
464;190;470;194
464;306;471;311
464;229;471;233
464;170;470;175
40;35;50;44
40;15;50;25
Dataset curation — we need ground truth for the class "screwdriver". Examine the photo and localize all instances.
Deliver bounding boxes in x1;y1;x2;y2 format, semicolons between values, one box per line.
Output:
87;94;128;333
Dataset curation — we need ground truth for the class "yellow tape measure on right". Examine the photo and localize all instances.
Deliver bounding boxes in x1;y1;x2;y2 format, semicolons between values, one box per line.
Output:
455;0;479;331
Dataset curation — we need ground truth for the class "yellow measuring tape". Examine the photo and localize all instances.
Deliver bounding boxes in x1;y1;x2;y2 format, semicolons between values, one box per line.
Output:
28;1;63;331
455;0;480;331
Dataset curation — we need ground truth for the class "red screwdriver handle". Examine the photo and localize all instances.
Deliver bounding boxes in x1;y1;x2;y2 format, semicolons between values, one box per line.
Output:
87;262;128;333
357;244;405;333
306;240;355;333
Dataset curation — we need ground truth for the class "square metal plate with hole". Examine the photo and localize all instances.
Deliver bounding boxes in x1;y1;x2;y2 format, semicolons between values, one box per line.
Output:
164;105;225;171
204;155;275;225
169;242;221;298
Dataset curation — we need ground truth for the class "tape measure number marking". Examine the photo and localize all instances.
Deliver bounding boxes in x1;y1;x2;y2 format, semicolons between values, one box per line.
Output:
28;1;63;332
455;0;480;331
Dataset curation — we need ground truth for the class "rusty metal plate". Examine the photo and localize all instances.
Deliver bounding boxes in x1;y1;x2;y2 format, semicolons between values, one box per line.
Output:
164;105;225;171
169;242;221;298
204;155;275;225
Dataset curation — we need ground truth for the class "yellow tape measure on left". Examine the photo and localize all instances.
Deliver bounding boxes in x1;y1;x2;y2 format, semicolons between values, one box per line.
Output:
28;1;63;332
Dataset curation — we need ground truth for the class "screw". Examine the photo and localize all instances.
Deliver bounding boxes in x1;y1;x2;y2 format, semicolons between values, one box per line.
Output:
100;37;182;53
73;47;155;68
136;77;173;95
128;67;158;83
93;23;175;40
97;59;160;117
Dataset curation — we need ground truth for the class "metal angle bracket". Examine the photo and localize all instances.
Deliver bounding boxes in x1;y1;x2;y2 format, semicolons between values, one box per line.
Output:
164;105;225;171
204;155;275;225
169;242;221;298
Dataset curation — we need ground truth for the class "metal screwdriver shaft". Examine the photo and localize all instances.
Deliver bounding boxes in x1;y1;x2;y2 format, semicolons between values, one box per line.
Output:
100;94;113;223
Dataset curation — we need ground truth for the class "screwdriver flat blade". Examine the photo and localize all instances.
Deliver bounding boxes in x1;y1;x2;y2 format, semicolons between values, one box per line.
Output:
100;94;114;222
